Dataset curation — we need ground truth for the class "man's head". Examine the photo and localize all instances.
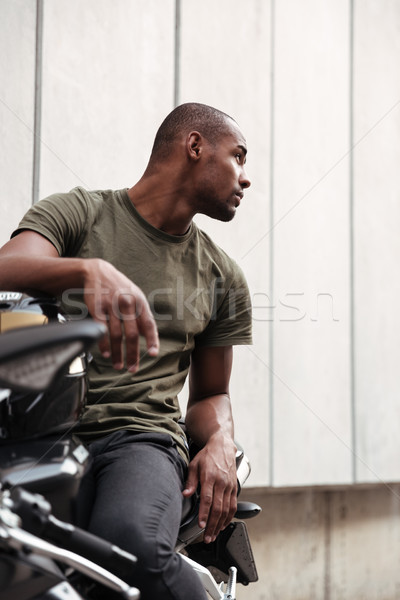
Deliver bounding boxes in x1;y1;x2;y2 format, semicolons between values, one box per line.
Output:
150;102;235;162
145;102;251;223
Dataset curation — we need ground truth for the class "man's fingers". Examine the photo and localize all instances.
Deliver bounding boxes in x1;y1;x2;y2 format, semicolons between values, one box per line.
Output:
199;482;215;532
122;316;140;373
215;488;237;536
113;291;159;370
91;289;159;372
182;462;199;498
107;309;125;369
202;480;238;543
136;306;159;356
88;304;112;360
97;331;111;359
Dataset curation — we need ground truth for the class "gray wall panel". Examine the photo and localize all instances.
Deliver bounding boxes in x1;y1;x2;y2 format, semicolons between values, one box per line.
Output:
0;0;36;244
179;0;272;486
39;0;175;199
353;0;400;483
272;0;352;486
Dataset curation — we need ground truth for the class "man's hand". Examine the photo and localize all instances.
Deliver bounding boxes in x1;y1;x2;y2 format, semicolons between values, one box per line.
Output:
83;258;159;371
182;432;237;543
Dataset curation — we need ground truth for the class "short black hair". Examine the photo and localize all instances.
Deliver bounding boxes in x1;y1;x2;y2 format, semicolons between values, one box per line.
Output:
150;102;235;161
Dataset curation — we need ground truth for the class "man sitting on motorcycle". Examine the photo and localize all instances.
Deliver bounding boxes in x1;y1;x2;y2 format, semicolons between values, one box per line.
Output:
0;102;252;600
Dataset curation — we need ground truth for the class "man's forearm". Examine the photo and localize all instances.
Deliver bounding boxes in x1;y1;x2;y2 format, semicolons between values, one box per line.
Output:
0;244;159;369
185;393;235;448
0;255;88;296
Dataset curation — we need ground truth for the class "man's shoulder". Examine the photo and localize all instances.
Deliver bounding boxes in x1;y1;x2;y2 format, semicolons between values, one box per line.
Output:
193;224;241;276
62;186;122;205
44;187;128;221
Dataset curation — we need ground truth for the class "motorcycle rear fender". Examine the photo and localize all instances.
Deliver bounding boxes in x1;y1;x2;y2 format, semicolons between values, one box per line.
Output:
184;521;258;586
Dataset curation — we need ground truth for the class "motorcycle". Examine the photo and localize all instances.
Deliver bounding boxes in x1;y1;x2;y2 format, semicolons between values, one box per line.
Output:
0;293;260;599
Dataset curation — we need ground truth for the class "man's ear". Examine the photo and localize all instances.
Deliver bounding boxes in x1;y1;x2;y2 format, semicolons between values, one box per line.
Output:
186;131;203;161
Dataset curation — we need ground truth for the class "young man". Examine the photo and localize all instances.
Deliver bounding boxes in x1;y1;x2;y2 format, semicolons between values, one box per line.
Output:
0;102;252;599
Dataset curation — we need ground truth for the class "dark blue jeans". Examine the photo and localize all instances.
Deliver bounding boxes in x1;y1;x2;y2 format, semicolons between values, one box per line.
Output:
76;430;207;600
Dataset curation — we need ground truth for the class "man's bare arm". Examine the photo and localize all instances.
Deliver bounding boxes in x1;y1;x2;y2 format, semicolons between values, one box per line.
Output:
183;345;237;544
0;231;159;370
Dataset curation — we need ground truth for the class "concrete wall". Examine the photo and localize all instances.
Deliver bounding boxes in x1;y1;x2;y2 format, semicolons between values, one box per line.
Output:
2;1;400;596
240;485;400;600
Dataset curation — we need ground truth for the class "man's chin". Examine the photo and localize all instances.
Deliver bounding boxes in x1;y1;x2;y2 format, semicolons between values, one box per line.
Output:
217;210;235;222
201;207;236;223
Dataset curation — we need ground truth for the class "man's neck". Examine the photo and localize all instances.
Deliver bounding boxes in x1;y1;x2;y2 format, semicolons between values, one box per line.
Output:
127;177;195;236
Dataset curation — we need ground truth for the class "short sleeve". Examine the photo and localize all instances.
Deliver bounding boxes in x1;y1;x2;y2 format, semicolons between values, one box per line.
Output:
11;187;89;257
194;261;253;348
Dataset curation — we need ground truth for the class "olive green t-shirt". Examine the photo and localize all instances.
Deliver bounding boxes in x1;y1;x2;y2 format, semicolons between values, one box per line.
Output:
13;187;252;460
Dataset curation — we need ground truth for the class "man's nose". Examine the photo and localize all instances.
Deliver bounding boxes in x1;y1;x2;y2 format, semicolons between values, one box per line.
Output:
240;169;251;189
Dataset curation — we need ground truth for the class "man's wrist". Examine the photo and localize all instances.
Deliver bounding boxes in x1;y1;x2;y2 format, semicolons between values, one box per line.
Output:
207;430;237;453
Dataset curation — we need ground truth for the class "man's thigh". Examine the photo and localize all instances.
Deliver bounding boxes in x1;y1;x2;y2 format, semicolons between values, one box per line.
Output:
85;431;187;558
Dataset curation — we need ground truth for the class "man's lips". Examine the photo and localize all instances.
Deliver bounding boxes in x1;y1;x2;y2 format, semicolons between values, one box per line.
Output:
235;192;244;206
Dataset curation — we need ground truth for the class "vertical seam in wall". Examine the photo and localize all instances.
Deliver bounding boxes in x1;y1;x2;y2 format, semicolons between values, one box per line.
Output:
174;0;181;107
349;0;356;483
32;0;43;206
269;0;275;488
324;491;331;600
